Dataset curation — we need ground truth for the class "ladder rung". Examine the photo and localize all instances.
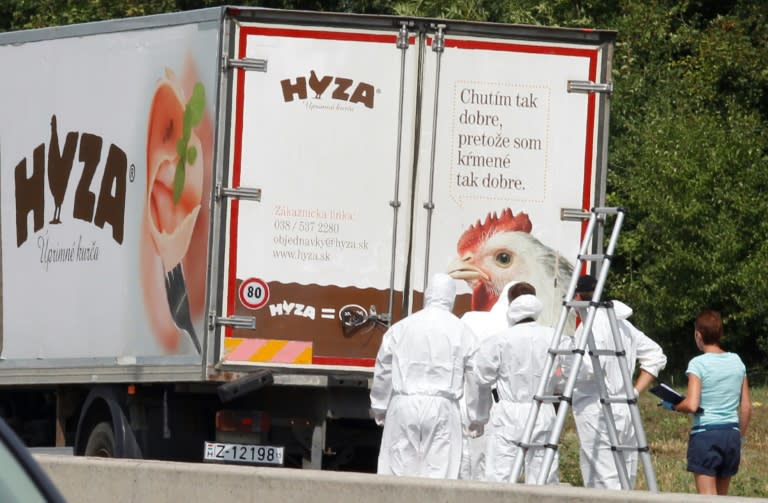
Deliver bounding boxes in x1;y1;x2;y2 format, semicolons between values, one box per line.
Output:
592;206;625;215
601;396;638;405
611;444;649;453
548;348;574;356
534;394;564;404
590;349;626;357
564;300;591;309
514;440;558;451
577;254;607;262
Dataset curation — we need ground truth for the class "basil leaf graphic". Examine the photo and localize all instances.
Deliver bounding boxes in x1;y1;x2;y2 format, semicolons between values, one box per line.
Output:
173;157;186;205
172;82;205;205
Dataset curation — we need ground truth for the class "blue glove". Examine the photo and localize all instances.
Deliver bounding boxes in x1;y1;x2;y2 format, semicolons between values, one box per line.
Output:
660;400;675;411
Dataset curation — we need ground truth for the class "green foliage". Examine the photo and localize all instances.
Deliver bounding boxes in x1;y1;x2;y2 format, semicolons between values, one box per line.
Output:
0;0;178;30
390;0;605;26
606;0;768;378
0;0;395;31
391;0;493;20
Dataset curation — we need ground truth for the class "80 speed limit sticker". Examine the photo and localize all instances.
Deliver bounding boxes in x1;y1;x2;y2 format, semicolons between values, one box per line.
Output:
238;277;270;310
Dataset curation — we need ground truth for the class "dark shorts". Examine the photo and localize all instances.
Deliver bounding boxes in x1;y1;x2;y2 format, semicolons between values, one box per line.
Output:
687;428;741;477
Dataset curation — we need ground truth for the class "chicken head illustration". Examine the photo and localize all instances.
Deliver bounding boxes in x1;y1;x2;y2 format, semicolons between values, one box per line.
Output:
447;208;575;332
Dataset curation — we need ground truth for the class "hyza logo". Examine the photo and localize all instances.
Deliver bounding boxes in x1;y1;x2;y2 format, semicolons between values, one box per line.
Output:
280;70;375;109
14;114;129;247
269;300;316;320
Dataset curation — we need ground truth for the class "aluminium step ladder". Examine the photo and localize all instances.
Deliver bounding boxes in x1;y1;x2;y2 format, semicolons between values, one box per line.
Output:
509;207;658;491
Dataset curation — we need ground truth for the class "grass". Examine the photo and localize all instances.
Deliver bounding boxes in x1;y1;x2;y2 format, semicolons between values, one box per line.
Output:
556;386;768;497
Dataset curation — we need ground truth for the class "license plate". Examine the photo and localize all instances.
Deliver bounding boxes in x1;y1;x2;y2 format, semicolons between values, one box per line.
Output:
203;441;284;466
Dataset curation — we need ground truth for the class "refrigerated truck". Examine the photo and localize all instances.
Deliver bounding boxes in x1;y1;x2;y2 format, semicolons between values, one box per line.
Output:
0;6;615;469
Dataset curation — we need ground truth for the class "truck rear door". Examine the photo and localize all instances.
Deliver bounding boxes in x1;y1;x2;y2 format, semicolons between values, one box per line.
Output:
214;10;418;371
410;22;615;327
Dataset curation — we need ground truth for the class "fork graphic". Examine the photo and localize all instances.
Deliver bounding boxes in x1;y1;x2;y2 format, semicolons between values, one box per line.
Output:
164;263;201;354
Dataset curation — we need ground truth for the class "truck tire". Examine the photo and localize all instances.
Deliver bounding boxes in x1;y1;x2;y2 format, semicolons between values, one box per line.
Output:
84;422;116;457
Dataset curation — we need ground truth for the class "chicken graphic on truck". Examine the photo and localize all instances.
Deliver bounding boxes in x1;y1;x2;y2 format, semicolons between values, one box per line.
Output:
448;208;574;333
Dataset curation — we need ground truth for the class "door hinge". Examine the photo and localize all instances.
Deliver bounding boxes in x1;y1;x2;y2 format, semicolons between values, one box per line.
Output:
568;80;613;95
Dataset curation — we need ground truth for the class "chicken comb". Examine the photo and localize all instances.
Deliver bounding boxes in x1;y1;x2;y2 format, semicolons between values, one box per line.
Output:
457;208;533;253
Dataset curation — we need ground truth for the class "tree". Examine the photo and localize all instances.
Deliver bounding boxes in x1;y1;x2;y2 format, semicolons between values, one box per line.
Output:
0;0;178;30
0;0;395;31
606;1;768;377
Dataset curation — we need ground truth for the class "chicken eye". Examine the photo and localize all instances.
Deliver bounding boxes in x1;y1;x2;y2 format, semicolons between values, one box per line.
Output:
495;251;513;267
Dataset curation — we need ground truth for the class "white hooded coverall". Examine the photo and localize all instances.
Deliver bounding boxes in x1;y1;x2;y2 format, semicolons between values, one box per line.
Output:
466;294;560;484
370;273;478;478
458;281;516;480
570;300;667;489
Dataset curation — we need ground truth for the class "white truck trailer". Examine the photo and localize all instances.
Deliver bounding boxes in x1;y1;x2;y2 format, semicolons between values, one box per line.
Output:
0;6;615;469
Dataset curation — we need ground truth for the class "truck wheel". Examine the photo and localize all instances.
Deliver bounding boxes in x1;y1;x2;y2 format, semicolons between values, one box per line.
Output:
84;422;116;457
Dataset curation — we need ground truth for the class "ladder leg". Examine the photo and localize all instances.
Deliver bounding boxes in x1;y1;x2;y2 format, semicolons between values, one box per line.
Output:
535;310;597;485
605;308;659;491
535;401;569;484
585;330;632;489
510;299;580;483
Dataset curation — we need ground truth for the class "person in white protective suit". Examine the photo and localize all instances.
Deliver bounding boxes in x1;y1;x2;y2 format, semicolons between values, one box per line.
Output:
466;281;560;484
570;275;667;489
370;273;480;478
458;281;516;480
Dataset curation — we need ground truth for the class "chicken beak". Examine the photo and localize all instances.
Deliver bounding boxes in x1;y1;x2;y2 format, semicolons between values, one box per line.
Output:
447;255;489;282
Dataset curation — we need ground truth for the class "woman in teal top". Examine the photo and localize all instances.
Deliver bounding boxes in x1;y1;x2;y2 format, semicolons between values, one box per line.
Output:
672;310;752;495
